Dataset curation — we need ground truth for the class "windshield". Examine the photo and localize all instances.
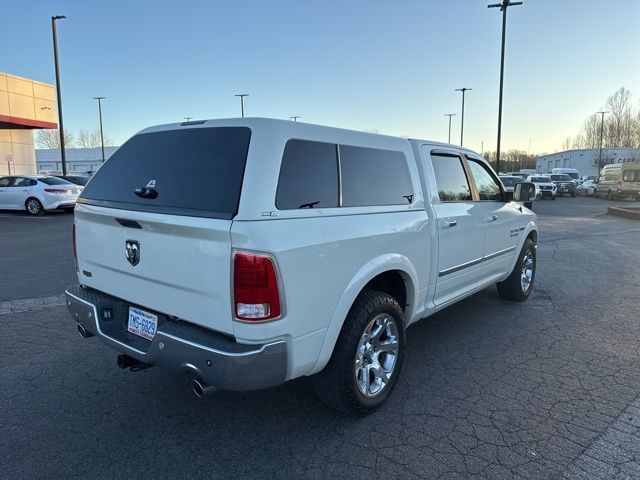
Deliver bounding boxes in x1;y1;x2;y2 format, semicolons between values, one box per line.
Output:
38;177;74;186
567;172;580;180
501;177;521;187
530;177;550;183
79;127;252;219
550;174;571;181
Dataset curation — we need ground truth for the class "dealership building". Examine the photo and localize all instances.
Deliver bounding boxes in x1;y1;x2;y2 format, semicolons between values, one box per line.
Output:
535;148;640;178
36;146;118;173
0;72;58;175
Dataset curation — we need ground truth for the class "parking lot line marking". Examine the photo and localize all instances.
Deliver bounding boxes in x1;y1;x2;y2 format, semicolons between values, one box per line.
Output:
0;295;66;316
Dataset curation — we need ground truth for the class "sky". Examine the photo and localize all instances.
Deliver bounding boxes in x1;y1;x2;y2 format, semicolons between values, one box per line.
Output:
3;0;639;154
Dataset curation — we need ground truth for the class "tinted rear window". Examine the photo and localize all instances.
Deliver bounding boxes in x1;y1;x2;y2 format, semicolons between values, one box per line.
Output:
276;140;339;209
39;177;73;185
340;146;413;207
79;127;251;218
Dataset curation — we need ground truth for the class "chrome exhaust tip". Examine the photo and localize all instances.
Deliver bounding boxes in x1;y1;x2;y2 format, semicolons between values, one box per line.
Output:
191;378;217;398
77;324;93;338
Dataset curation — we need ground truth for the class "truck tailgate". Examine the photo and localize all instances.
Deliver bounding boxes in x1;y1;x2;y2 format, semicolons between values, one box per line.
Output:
74;203;234;335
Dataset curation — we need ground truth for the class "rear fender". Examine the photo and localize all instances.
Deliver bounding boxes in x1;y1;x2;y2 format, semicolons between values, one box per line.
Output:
309;254;418;375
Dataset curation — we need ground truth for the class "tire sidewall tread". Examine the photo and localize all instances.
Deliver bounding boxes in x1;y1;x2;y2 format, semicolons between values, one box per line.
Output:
313;289;406;415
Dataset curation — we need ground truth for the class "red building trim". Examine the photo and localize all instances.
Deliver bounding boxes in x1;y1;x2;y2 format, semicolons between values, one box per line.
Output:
0;114;57;129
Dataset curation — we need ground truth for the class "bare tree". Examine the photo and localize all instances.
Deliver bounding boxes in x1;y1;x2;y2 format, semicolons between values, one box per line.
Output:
35;129;75;149
574;87;640;151
604;87;634;147
76;129;102;148
561;136;572;151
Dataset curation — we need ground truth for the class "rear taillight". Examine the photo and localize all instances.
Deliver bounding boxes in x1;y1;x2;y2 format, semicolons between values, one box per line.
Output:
44;188;69;193
72;223;78;271
233;252;281;321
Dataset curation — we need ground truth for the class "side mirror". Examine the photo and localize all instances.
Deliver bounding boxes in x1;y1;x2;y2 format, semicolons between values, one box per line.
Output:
514;182;536;202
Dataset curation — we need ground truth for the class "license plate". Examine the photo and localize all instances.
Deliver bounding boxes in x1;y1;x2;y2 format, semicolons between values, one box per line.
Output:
127;306;158;341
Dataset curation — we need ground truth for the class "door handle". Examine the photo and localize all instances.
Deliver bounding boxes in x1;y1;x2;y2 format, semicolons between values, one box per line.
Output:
441;219;457;229
486;215;498;223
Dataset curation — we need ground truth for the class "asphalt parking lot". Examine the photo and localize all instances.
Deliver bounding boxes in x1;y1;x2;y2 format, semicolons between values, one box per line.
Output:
1;196;640;479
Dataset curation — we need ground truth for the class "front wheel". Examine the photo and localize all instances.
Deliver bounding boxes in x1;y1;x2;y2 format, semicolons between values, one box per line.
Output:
497;239;536;302
313;290;406;415
25;198;44;216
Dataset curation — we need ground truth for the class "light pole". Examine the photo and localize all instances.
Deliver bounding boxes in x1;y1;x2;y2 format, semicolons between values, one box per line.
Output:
290;116;300;122
93;97;106;163
455;88;471;146
597;111;609;175
488;0;523;174
235;94;249;117
444;113;456;144
51;15;67;175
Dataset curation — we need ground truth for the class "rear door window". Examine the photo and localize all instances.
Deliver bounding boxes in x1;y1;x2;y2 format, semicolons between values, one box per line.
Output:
340;146;413;206
0;177;11;187
276;139;339;209
431;155;472;202
79;127;251;219
623;170;639;182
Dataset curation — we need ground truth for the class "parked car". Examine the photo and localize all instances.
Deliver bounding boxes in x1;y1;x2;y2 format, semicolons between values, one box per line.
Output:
53;175;90;187
594;163;640;200
65;118;538;414
549;174;577;197
499;175;525;193
551;167;580;183
526;175;557;200
0;175;80;215
576;179;596;196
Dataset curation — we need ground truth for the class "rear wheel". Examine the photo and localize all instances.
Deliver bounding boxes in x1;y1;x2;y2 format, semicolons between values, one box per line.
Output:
313;289;406;415
497;238;536;302
25;198;44;216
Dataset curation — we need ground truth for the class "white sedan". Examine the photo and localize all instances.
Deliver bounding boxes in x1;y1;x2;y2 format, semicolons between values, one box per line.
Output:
576;179;596;196
0;175;81;215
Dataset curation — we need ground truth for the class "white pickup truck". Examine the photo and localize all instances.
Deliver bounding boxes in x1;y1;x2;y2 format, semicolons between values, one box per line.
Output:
65;118;538;414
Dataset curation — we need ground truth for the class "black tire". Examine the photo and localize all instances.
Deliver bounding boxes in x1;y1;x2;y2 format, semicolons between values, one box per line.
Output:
551;195;556;200
607;190;614;201
313;289;406;415
25;197;44;216
497;238;536;302
63;207;75;213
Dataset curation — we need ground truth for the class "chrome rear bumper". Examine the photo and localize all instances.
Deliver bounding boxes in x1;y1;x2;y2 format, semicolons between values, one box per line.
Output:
65;285;287;392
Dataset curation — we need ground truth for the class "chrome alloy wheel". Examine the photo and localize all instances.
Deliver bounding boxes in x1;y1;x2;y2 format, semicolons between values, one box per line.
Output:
27;199;41;215
520;249;534;293
354;313;399;397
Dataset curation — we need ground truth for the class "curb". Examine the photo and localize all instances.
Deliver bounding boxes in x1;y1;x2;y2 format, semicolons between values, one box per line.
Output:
607;206;640;220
